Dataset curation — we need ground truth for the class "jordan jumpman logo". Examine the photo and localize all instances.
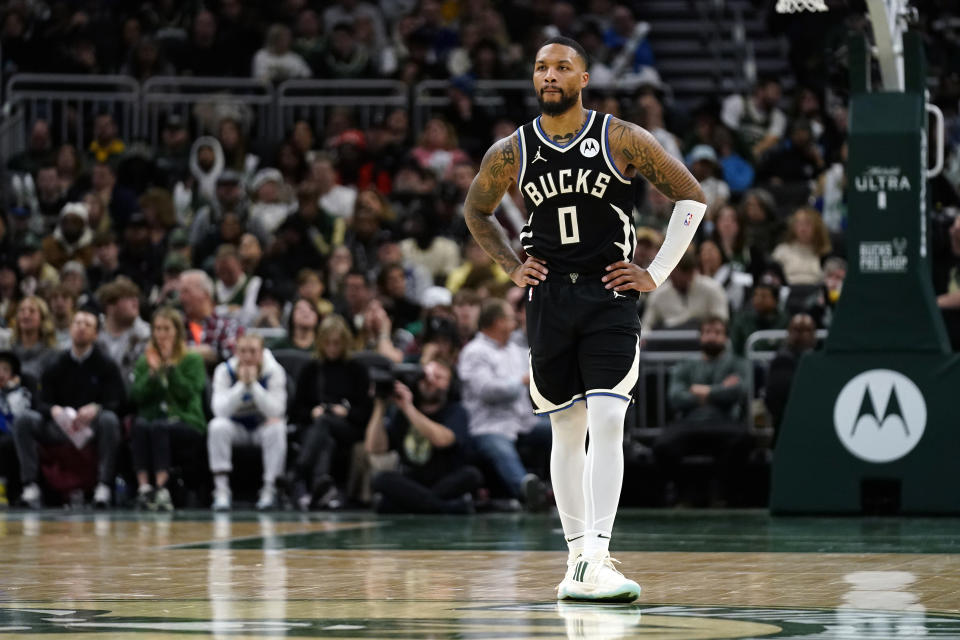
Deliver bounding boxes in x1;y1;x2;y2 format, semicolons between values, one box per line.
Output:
532;145;547;164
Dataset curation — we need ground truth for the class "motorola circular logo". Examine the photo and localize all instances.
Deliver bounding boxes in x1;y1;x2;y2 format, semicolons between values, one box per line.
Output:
833;369;926;463
580;138;599;158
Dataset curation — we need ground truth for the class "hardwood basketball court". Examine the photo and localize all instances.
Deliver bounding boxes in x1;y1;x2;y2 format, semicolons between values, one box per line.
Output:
0;509;957;638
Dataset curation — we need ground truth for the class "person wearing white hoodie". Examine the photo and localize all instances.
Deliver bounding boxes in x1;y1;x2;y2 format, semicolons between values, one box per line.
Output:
208;333;287;510
174;136;225;226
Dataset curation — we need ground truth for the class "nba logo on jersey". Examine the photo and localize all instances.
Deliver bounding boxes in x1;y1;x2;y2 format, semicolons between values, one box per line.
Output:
580;138;599;158
683;213;694;226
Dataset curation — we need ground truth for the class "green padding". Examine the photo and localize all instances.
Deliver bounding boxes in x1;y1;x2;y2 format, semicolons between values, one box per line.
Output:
771;352;960;514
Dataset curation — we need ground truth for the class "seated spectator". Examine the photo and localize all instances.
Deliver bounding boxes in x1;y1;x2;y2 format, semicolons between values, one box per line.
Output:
642;253;729;329
772;208;832;286
0;350;34;507
312;153;357;220
249;168;293;235
90;162;138;234
218;117;260;184
321;21;376;79
365;359;480;514
286;180;346;259
604;4;654;75
445;237;512;295
452;289;482;345
17;235;58;297
129;308;207;511
96;277;151;386
12;309;124;509
699;239;749;312
189;170;253;254
756;118;824;186
400;214;461;283
377;233;432;305
653;316;751;506
56;144;83;195
713;127;754;195
43;203;94;270
410;117;470;181
740;188;783;257
458;299;548;511
86;231;122;293
721;77;787;161
208;333;287;510
30;164;67;229
378;264;422;332
179;269;244;366
686;145;730;220
765;313;817;438
711;205;754;275
7;119;52;175
289;314;372;509
269;297;323;352
0;296;58;381
186;136;225;212
59;261;91;309
87;113;125;165
356;298;404;363
47;284;76;348
213;245;262;327
118;214;164;292
730;283;788;356
252;23;311;83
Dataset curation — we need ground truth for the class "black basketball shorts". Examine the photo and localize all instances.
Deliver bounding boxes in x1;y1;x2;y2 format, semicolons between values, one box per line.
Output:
525;271;641;414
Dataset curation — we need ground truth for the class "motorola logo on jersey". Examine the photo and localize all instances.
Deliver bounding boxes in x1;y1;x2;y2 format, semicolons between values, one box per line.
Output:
580;138;599;158
833;369;926;463
522;169;611;206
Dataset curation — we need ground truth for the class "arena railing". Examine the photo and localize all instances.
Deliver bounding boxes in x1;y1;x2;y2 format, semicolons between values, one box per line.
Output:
141;76;276;147
0;102;25;170
5;74;140;153
412;79;536;136
275;79;407;144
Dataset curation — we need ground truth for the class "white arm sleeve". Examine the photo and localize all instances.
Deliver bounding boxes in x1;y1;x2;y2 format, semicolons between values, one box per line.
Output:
645;199;708;288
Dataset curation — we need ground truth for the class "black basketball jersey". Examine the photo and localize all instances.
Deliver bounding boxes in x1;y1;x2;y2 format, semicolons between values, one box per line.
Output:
516;110;636;274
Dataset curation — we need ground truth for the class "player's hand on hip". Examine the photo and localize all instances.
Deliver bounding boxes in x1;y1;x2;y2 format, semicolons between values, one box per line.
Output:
510;256;548;287
603;261;657;292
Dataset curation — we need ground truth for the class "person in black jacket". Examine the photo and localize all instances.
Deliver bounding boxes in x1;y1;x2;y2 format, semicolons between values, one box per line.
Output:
12;309;124;509
288;314;372;509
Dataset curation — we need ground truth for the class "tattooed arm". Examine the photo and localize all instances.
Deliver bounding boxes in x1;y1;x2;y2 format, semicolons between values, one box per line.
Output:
601;118;708;292
464;134;548;287
607;118;706;203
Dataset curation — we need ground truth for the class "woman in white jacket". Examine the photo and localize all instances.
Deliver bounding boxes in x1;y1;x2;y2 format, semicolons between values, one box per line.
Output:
207;333;287;511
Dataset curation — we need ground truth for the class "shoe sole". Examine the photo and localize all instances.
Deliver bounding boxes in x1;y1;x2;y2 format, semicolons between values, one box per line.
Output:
557;581;641;603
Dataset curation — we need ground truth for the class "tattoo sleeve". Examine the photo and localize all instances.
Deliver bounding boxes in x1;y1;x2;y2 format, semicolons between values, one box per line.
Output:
463;134;523;275
608;119;706;203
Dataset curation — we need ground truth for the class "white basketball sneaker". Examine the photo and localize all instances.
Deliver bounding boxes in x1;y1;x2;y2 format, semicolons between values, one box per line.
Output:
557;552;582;595
212;487;231;512
557;551;641;603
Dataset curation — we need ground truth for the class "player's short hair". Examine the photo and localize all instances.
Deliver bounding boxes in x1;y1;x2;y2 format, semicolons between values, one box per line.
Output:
538;36;589;69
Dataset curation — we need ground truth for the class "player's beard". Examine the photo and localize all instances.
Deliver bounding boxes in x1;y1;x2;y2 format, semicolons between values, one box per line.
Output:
538;87;579;116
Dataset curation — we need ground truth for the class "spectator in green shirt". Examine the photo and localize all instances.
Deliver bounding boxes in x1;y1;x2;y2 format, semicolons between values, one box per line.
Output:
129;307;207;511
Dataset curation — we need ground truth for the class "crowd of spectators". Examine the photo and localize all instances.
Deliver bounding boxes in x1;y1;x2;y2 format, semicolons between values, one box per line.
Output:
0;0;958;509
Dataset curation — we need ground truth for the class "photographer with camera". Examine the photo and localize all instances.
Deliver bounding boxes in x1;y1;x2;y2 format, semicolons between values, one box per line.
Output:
289;315;373;510
364;358;481;514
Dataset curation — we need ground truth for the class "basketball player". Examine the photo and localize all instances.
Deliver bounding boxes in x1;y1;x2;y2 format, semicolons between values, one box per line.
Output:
463;37;706;602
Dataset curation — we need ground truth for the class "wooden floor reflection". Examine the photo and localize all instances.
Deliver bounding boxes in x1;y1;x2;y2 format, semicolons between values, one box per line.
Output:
0;510;957;639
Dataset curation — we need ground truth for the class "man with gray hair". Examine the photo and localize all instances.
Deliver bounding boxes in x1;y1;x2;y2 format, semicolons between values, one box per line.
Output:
178;269;244;366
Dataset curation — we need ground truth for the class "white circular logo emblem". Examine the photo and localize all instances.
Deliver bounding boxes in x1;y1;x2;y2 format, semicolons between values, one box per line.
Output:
833;369;926;463
580;138;599;158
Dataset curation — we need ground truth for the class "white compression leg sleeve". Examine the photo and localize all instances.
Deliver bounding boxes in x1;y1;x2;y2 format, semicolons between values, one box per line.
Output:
583;395;630;556
645;199;707;287
549;401;588;557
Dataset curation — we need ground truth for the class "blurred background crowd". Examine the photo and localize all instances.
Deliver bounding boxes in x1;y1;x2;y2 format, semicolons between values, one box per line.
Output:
0;0;958;511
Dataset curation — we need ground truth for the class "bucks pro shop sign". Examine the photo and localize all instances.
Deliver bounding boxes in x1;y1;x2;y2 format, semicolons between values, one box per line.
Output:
833;369;926;463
